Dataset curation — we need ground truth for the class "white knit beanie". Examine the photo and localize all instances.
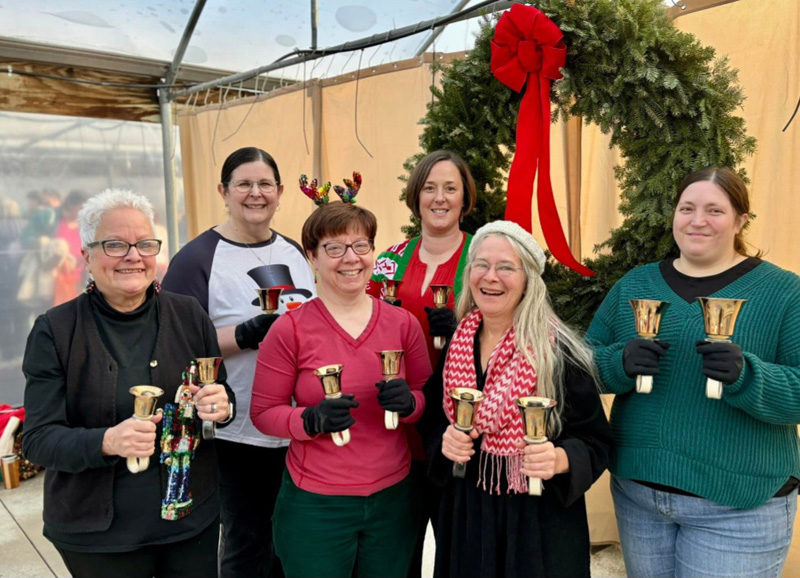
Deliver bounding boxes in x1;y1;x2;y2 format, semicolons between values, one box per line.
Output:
472;220;547;274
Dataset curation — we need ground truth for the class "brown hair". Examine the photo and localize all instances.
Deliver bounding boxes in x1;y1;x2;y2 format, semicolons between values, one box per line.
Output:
405;150;477;219
675;166;760;257
301;202;378;256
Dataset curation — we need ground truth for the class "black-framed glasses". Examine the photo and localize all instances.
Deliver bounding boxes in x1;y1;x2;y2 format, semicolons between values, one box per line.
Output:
230;180;278;194
320;239;374;258
87;239;162;257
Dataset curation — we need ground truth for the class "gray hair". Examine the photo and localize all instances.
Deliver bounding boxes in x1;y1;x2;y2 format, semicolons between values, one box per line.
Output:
77;189;156;248
456;220;596;436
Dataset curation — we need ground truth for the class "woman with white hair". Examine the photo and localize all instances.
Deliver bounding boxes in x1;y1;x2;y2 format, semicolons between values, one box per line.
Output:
426;220;612;578
22;189;233;577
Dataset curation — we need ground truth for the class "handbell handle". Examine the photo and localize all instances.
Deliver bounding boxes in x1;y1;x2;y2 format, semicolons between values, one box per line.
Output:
527;476;543;496
636;374;653;394
706;377;723;399
385;410;399;430
202;420;216;440
433;335;445;350
332;429;350;446
452;461;467;478
127;456;149;473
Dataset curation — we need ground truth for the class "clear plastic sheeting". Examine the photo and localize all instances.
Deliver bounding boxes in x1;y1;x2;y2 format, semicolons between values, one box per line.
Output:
0;0;484;78
0;111;184;406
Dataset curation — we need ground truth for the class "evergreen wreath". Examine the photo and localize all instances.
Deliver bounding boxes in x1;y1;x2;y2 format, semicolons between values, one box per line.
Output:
401;0;755;328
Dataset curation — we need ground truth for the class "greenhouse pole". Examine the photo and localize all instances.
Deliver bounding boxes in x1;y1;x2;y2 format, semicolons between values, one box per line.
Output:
160;0;206;256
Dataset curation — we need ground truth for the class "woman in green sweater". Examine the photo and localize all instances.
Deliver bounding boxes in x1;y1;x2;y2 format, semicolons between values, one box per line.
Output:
587;167;800;578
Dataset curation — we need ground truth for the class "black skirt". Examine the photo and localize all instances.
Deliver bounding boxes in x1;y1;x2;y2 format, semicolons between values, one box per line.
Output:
433;452;591;578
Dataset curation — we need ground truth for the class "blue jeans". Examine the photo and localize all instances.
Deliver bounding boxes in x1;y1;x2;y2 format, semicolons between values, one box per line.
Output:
611;476;796;578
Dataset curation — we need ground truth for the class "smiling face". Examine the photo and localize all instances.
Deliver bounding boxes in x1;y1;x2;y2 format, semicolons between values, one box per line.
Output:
308;227;374;298
82;207;157;311
218;160;283;232
418;160;465;235
673;180;748;269
468;235;526;324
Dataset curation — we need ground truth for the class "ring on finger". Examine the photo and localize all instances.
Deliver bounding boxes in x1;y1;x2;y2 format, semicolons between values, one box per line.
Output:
211;403;217;413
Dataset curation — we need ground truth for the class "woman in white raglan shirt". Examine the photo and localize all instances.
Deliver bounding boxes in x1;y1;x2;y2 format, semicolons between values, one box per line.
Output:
163;147;315;578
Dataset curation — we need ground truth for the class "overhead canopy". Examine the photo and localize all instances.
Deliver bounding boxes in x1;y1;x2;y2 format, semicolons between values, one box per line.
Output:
0;0;488;121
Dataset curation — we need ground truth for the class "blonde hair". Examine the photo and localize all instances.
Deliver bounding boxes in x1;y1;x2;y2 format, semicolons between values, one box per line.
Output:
456;229;596;435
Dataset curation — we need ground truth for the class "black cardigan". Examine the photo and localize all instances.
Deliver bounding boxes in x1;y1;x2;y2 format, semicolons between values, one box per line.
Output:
22;290;234;533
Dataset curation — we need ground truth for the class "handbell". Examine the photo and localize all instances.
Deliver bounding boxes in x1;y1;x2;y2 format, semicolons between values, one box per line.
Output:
195;357;222;439
257;287;284;314
449;388;485;478
313;364;350;446
383;279;401;304
629;299;669;394
430;284;452;350
517;396;557;496
698;297;746;399
127;385;164;474
378;350;405;430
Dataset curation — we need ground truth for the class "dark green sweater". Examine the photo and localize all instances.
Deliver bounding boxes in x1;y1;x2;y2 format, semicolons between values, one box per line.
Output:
587;261;800;508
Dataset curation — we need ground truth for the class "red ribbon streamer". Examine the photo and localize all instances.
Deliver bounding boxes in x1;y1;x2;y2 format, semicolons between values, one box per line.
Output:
491;4;594;276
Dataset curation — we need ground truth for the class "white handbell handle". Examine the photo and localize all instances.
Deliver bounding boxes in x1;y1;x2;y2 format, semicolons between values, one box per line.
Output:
527;476;543;496
385;410;399;430
706;377;723;399
127;456;149;473
433;335;445;350
526;438;547;496
636;374;653;394
332;429;350;447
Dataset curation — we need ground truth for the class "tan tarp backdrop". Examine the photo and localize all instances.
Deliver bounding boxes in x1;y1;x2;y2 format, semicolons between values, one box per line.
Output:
178;0;799;569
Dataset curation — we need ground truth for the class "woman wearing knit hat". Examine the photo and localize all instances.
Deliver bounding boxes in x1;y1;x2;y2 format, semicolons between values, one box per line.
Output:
587;167;800;578
425;220;612;577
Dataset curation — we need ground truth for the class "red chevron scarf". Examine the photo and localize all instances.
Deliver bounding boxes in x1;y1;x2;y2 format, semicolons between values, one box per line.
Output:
443;308;537;494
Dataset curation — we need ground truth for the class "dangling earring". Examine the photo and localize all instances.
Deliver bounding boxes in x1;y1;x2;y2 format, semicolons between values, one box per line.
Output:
84;278;96;294
153;279;162;295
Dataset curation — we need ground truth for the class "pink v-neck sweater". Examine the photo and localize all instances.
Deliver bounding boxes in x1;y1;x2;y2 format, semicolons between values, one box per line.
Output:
251;297;432;496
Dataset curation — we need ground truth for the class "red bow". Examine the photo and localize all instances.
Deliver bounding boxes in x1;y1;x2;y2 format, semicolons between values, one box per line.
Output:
491;4;594;276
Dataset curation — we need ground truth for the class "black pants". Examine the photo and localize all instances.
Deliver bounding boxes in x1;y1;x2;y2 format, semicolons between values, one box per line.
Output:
407;461;442;578
217;439;287;578
56;518;219;578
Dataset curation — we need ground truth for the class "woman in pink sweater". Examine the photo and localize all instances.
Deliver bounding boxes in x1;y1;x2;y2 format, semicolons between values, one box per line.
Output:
251;202;432;578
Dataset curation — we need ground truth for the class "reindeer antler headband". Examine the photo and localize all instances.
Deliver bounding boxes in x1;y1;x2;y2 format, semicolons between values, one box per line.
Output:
299;171;362;205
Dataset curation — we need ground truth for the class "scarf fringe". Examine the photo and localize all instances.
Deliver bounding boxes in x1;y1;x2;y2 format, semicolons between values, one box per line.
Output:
477;450;528;495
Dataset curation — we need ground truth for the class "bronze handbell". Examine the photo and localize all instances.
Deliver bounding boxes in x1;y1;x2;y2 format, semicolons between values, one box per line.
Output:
430;284;453;350
195;357;223;439
698;297;746;399
382;279;401;304
127;385;165;473
629;299;669;394
257;287;284;314
314;365;350;446
378;350;405;430
449;388;485;478
516;396;557;496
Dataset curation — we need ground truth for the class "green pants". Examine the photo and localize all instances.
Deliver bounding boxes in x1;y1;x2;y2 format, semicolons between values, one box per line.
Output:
272;471;419;578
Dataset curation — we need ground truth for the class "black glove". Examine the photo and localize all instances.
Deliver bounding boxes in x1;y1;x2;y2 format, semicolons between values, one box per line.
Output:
235;314;279;350
387;299;403;307
696;340;743;384
301;394;359;436
424;306;457;340
622;338;670;377
376;378;416;417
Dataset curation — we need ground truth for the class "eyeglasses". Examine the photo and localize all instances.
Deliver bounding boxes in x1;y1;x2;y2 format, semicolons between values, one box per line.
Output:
470;259;524;278
230;180;278;194
87;239;162;257
320;239;374;258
